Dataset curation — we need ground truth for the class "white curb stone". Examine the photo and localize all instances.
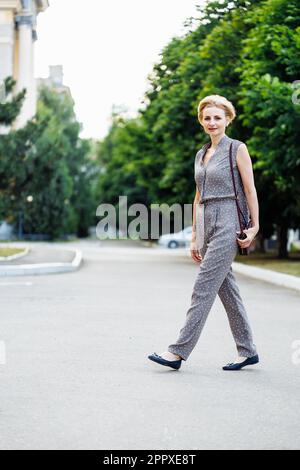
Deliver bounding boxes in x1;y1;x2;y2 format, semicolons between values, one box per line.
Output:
232;261;300;293
0;249;82;277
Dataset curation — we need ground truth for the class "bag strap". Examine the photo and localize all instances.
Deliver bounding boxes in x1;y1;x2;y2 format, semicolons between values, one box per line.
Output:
229;142;248;232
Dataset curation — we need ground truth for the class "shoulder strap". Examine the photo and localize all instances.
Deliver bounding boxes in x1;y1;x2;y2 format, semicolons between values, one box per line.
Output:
229;142;248;231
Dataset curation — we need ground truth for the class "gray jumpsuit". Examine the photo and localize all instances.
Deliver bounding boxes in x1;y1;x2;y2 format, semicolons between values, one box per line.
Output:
167;134;258;361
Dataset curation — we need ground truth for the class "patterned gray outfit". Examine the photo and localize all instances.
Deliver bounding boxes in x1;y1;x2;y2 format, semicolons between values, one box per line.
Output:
167;134;258;361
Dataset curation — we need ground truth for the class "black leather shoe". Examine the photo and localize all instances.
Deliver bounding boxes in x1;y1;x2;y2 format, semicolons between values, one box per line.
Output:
148;352;182;370
222;354;259;371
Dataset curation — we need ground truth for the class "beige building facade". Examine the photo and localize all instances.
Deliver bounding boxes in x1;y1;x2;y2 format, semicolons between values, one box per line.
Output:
0;0;49;128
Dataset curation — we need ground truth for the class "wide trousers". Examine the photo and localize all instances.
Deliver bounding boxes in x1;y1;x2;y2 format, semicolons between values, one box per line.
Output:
167;198;258;361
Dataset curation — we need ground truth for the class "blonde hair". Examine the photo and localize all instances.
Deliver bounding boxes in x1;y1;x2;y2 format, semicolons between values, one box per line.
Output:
197;94;236;125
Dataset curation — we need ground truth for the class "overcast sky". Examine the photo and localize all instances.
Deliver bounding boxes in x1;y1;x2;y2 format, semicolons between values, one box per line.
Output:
35;0;203;140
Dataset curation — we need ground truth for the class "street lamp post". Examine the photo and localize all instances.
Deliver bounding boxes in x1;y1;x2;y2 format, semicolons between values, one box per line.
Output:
17;195;34;240
18;211;23;240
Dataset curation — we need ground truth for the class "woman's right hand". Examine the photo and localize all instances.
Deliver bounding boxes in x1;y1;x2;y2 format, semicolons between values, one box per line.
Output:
190;240;202;263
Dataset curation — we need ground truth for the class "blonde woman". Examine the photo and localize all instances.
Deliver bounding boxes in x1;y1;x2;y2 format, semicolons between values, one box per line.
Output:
148;95;259;371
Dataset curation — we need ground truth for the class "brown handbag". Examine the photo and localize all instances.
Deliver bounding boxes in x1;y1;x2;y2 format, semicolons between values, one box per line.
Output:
229;142;252;256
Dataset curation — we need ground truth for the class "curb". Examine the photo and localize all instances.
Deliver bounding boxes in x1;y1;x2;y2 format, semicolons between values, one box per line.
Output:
0;249;82;277
150;245;300;293
99;244;300;292
232;261;300;293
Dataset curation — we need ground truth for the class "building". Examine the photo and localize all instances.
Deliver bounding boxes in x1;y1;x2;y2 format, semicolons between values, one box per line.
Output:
0;0;49;128
37;64;72;100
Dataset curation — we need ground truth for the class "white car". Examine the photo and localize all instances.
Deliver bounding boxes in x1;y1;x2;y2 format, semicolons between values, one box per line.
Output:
158;226;193;249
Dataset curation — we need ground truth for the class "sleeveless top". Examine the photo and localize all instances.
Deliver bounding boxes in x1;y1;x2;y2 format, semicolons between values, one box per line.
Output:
194;133;250;226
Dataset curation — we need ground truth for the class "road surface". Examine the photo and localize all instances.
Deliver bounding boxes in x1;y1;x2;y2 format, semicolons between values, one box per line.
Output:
0;240;299;450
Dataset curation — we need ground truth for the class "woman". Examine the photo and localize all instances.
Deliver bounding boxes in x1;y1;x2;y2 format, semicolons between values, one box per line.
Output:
148;95;259;371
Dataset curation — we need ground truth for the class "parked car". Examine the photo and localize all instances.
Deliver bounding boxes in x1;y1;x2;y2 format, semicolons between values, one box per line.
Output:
158;226;193;249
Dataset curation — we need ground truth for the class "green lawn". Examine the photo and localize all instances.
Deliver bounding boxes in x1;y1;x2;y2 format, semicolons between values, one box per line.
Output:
0;247;26;258
236;251;300;277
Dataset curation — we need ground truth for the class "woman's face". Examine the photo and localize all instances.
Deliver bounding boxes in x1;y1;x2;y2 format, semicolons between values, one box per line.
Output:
200;106;229;137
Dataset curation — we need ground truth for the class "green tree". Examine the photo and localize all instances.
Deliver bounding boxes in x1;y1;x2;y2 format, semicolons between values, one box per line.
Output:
94;0;300;254
0;79;96;239
95;1;266;230
237;0;300;257
19;86;97;239
0;76;32;225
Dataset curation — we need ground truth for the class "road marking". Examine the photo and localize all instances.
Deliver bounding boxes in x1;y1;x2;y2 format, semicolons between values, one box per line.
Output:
0;282;33;287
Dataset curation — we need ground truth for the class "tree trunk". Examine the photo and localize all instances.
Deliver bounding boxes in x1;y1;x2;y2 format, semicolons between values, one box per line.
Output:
255;233;266;253
276;224;289;259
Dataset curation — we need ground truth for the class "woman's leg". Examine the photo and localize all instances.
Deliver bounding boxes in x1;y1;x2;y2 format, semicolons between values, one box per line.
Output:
167;220;239;361
218;267;258;358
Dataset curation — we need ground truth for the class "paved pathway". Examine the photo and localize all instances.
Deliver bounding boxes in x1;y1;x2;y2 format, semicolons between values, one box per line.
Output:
0;241;299;449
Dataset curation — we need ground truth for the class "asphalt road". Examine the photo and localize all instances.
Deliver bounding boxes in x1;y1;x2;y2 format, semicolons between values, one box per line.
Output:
0;241;300;450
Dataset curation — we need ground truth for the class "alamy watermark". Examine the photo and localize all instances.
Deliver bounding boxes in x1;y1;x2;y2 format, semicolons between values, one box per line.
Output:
0;79;6;104
96;195;194;242
291;340;300;365
291;80;300;105
0;341;6;365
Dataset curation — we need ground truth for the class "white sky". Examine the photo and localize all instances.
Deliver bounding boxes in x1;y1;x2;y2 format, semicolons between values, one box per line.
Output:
35;0;204;140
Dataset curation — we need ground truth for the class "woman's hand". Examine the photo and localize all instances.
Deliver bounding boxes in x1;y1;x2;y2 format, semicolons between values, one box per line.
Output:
236;226;259;249
190;240;202;263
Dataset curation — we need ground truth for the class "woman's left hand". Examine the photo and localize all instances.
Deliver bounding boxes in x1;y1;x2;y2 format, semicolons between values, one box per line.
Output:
236;227;258;249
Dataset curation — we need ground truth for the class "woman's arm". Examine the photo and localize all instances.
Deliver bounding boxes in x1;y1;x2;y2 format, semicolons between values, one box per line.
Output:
191;186;201;243
236;143;259;231
236;143;259;250
190;186;202;262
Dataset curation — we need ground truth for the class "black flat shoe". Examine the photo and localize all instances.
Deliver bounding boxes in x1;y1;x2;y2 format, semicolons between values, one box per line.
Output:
148;352;182;370
222;354;259;371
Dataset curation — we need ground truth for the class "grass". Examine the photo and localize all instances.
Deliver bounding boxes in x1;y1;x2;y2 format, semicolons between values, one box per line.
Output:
236;250;300;277
0;247;26;258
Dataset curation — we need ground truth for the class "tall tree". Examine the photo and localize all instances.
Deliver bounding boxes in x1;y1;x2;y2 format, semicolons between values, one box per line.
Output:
0;79;96;239
237;0;300;257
